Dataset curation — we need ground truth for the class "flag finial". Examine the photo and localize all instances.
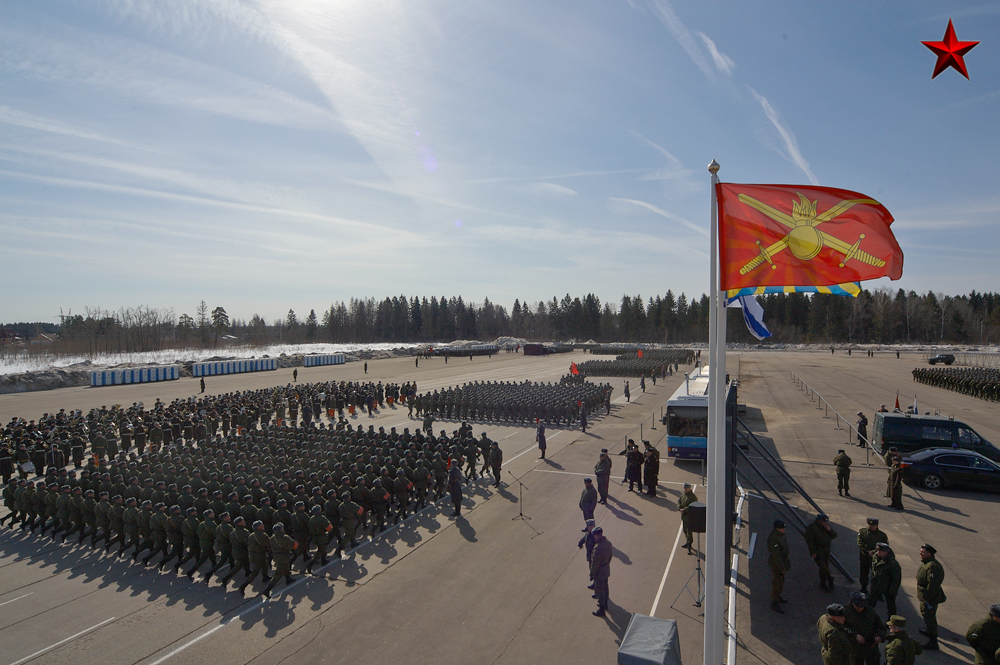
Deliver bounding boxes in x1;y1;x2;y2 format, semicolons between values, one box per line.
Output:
708;159;720;174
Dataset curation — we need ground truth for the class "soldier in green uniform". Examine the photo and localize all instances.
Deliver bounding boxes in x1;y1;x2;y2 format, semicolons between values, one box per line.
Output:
966;605;1000;665
845;592;886;665
888;458;905;510
916;543;946;650
186;509;218;579
869;543;902;619
857;518;887;594
818;603;853;665
884;616;922;665
204;511;233;584
489;442;503;488
833;449;852;497
239;520;272;596
338;491;363;549
805;513;838;591
261;522;298;598
768;519;790;613
589;526;612;617
221;516;250;589
677;483;698;554
306;505;333;571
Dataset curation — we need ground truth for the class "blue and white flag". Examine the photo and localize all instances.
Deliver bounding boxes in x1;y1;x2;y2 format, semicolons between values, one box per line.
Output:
726;294;771;340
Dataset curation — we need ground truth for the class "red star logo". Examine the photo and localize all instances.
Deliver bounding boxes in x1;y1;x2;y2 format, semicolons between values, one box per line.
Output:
922;19;979;79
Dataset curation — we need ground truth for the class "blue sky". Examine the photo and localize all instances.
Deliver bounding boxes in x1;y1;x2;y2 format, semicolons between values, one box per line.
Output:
2;1;998;323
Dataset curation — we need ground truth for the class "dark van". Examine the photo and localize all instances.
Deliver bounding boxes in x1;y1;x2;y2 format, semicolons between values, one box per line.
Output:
873;412;1000;462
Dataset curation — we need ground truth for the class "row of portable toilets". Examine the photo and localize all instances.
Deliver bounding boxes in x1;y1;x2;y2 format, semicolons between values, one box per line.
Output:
89;355;350;387
192;358;278;376
303;354;345;367
90;366;180;387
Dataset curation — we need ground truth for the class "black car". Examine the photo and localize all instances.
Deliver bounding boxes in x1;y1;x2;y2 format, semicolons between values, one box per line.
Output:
901;448;1000;492
927;353;955;365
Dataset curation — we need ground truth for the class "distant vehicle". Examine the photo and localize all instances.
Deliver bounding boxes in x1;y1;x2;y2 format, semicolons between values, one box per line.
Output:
927;353;955;365
901;448;1000;492
665;366;710;460
873;412;1000;462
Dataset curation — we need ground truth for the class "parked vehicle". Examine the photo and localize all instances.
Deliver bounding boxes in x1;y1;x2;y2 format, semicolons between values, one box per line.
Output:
873;412;1000;462
927;353;955;365
901;448;1000;492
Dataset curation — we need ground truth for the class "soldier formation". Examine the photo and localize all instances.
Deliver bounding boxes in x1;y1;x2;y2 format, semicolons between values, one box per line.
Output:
411;380;613;426
0;380;511;597
912;366;1000;402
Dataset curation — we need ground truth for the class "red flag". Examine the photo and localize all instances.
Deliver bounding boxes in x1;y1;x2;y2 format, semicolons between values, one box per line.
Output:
637;350;643;359
894;393;900;410
570;362;579;375
717;183;903;290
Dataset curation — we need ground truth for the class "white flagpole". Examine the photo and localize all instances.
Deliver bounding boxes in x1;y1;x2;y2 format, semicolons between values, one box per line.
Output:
705;159;726;665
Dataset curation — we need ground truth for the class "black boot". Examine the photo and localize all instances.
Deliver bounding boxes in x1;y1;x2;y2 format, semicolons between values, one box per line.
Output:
921;639;939;651
770;601;785;614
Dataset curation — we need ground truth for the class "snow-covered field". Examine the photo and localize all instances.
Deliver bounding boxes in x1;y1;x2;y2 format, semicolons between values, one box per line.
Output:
0;343;428;376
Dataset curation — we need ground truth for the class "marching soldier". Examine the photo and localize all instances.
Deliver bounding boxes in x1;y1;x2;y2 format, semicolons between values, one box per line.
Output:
261;523;297;598
239;520;272;596
306;505;333;571
220;516;250;589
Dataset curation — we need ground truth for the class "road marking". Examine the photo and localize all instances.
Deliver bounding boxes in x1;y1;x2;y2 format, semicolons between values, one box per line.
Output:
7;617;115;665
0;593;32;607
649;520;686;617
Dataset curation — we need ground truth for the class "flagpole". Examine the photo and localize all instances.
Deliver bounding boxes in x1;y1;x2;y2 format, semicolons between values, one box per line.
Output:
705;159;725;665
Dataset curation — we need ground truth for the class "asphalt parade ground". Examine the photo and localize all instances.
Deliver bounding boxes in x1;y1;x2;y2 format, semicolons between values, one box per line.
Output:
1;349;997;665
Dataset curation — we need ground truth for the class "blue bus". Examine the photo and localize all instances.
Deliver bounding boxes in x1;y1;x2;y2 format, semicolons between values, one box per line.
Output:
666;365;710;460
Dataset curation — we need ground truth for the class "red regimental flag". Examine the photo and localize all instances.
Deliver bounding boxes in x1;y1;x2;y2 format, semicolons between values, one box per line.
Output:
717;184;903;290
637;350;643;359
570;362;580;375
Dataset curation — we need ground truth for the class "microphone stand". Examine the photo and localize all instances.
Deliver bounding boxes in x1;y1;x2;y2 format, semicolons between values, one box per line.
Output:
509;470;531;521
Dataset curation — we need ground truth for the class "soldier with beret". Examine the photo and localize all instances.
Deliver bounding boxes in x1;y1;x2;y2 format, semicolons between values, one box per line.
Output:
916;544;946;650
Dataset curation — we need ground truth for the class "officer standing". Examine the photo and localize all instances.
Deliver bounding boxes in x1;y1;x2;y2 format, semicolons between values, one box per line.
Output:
448;459;463;517
845;591;886;665
677;483;698;554
965;604;1000;665
489;442;503;488
856;412;869;448
594;450;611;505
884;616;922;665
818;603;852;665
578;519;596;587
580;478;598;526
916;543;946;650
833;449;852;497
590;526;612;617
536;422;546;460
888;458;905;510
642;442;659;497
805;513;838;591
767;519;790;614
857;518;888;594
869;543;902;619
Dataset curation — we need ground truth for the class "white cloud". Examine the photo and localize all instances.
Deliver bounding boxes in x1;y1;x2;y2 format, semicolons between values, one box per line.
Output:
609;197;708;236
748;87;818;185
519;182;578;197
696;32;735;76
646;0;715;81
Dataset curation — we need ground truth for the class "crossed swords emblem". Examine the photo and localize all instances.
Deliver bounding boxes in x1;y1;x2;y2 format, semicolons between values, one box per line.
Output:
737;193;888;276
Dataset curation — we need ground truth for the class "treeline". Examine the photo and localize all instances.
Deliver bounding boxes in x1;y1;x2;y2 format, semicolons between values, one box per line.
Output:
4;289;1000;355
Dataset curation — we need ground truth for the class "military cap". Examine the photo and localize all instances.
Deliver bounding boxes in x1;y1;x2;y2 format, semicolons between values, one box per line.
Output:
857;411;864;416
273;522;286;532
876;542;890;552
817;513;829;521
252;520;263;529
850;591;867;605
171;505;181;513
294;500;305;508
990;604;1000;618
84;489;94;496
99;491;109;498
837;449;845;453
186;507;198;516
310;505;322;514
921;543;937;555
886;615;906;627
219;511;230;519
584;478;592;484
866;517;879;525
827;603;845;617
683;482;692;489
341;491;351;501
592;526;603;535
260;496;271;504
585;519;595;526
203;509;214;519
773;519;785;529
